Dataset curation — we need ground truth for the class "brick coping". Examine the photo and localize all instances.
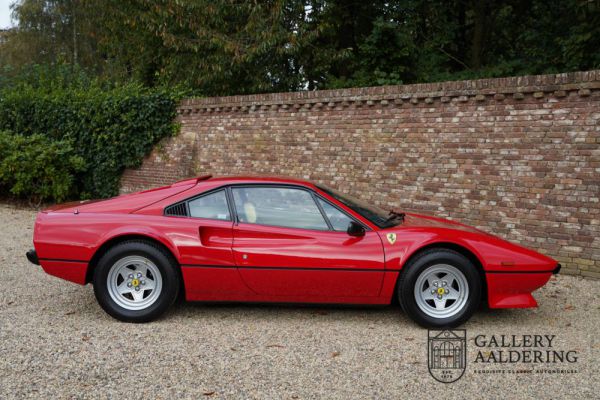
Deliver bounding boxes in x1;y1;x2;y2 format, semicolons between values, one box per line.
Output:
179;70;600;112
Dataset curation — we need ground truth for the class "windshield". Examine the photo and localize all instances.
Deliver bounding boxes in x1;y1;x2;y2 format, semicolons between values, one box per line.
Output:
317;185;403;229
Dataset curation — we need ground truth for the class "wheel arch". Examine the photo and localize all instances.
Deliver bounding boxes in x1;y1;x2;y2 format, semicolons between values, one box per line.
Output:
394;241;488;306
86;233;181;285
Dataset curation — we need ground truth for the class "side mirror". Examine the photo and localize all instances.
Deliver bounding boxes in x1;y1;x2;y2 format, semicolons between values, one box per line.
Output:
347;221;365;237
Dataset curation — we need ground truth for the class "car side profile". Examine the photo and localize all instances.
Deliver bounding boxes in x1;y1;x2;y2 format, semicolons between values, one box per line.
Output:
26;175;560;328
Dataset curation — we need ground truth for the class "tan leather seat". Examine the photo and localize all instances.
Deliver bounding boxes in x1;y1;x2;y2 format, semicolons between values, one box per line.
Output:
243;202;257;223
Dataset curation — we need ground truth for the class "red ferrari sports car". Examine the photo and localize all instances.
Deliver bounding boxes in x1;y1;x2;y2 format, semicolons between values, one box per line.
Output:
26;175;560;327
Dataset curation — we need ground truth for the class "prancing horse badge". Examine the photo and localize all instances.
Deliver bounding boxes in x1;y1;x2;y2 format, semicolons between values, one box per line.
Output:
386;233;397;245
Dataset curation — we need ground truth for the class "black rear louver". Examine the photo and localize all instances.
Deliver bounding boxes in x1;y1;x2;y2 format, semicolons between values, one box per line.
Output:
164;203;188;216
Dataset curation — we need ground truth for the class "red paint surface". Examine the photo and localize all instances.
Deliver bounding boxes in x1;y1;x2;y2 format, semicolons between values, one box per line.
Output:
31;176;559;309
232;223;385;297
486;273;553;308
40;260;88;284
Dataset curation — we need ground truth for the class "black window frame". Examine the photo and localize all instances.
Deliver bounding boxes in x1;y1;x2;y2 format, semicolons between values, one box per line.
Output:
163;187;234;222
163;183;368;232
314;194;358;232
229;184;333;231
316;184;400;229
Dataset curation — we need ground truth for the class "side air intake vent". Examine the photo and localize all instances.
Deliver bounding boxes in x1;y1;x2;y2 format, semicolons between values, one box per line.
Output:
165;203;188;216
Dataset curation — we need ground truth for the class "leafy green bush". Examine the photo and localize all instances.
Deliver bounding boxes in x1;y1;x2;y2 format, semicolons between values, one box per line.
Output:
0;67;180;200
0;131;85;203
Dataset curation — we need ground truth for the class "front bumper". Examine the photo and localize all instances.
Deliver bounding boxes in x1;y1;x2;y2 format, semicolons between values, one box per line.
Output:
553;263;561;274
26;249;40;265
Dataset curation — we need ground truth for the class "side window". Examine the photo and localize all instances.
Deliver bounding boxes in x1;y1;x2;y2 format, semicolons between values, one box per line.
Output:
188;190;231;220
232;187;328;230
317;198;354;231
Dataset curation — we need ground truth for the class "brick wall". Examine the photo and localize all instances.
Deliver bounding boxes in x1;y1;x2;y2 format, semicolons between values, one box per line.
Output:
121;71;600;279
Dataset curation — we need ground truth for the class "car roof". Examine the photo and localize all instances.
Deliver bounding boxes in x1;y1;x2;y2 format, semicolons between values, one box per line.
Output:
198;175;318;188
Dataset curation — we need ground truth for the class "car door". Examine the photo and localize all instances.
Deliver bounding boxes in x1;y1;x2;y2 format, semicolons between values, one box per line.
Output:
230;185;386;298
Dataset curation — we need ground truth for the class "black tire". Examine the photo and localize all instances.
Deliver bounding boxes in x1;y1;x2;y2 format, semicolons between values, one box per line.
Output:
397;249;481;328
92;240;180;323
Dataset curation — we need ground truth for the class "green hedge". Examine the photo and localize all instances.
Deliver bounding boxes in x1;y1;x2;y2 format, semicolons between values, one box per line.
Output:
0;131;85;203
0;68;180;201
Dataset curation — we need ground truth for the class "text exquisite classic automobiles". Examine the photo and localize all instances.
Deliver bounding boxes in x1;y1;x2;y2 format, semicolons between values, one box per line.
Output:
26;175;560;327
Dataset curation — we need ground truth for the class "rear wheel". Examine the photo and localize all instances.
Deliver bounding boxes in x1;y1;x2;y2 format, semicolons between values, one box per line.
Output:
398;249;481;328
93;241;179;322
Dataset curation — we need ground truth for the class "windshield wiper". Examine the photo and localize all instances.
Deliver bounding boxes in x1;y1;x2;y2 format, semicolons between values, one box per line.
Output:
386;210;406;223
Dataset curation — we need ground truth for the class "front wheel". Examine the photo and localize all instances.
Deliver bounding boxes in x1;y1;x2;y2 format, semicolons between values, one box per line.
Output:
398;249;481;328
93;241;180;322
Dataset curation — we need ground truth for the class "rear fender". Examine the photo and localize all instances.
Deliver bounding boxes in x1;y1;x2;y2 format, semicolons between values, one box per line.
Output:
95;226;182;261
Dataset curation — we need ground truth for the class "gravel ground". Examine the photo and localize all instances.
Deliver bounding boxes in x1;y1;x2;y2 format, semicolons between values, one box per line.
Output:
0;203;597;399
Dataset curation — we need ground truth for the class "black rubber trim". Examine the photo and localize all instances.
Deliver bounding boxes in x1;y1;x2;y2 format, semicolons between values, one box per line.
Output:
181;264;400;272
38;257;89;263
553;263;561;274
188;300;388;307
485;269;555;274
26;249;40;265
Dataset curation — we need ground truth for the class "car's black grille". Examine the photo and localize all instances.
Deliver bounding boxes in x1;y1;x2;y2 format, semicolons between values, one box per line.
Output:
164;203;188;216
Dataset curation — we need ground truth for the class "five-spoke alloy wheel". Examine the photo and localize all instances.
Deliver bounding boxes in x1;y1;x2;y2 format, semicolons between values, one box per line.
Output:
414;264;469;319
93;241;180;322
398;249;481;328
106;255;163;311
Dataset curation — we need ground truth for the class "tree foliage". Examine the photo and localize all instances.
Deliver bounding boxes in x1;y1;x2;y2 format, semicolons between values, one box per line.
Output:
1;0;597;95
0;1;596;202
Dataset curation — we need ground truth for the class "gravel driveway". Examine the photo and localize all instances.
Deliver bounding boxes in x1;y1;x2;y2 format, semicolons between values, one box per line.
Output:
0;204;597;399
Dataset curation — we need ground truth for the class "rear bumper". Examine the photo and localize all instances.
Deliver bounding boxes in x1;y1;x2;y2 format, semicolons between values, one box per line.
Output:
26;249;40;265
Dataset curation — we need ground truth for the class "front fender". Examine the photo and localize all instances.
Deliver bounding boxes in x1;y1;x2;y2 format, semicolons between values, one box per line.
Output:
379;228;488;271
380;227;556;273
378;227;558;308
